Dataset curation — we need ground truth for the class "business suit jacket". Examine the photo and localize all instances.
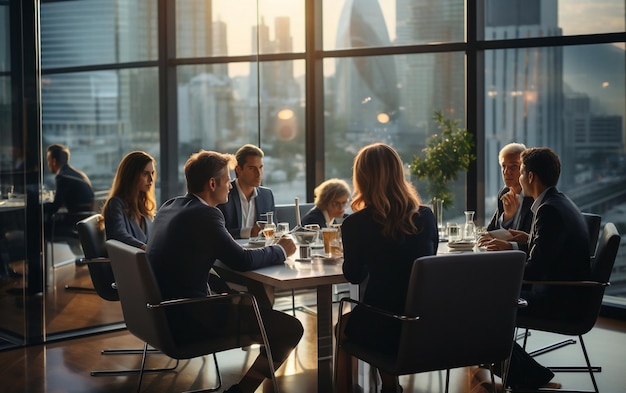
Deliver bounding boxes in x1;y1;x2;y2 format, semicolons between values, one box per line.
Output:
103;196;151;249
217;180;275;238
519;187;590;319
486;187;534;232
148;194;285;300
45;164;94;215
341;205;438;354
301;206;349;228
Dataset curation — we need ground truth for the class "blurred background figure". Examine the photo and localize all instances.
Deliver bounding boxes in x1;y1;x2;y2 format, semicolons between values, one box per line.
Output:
44;143;94;237
102;151;156;250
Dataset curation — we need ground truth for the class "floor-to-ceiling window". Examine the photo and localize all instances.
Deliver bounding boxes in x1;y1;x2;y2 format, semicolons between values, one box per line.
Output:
482;0;626;306
1;0;624;349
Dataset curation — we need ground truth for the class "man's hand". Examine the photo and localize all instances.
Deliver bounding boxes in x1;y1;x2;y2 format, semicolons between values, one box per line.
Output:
508;229;529;244
477;233;493;247
276;236;297;257
250;223;261;238
501;190;520;222
483;238;514;251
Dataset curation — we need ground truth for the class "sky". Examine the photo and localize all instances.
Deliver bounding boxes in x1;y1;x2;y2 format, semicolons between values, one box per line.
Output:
215;0;624;77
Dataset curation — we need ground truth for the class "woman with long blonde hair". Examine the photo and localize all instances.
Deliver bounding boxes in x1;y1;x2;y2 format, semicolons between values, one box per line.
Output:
102;151;156;250
337;143;438;393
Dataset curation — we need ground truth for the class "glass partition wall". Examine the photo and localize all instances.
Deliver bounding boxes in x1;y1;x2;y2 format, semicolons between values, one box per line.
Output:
1;0;624;349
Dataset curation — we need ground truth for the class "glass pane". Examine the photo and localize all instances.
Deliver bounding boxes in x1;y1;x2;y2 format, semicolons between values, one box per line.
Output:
484;44;626;297
324;52;467;220
177;60;305;203
0;5;8;73
485;0;625;39
41;0;158;68
324;0;465;50
0;3;26;349
176;0;304;58
41;68;160;335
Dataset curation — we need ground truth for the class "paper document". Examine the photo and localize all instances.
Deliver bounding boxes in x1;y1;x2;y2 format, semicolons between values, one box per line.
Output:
488;228;513;240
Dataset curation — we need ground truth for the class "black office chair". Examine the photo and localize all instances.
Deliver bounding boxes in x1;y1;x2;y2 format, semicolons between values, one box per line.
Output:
334;250;528;393
106;239;281;393
75;214;176;377
515;223;621;393
582;213;601;259
49;210;95;268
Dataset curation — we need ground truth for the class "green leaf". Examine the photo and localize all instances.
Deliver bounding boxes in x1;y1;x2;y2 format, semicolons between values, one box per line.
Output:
410;111;475;207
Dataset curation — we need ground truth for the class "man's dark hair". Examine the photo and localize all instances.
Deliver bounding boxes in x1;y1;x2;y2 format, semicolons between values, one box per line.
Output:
184;150;234;193
235;144;264;168
520;147;561;187
47;144;70;165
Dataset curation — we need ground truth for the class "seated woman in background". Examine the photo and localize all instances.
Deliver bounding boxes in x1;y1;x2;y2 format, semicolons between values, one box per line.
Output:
301;178;351;228
335;143;438;393
102;151;156;250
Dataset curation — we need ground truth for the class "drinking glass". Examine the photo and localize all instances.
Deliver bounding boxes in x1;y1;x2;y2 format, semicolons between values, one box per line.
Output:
447;223;461;242
321;227;338;256
255;220;267;241
262;223;276;245
276;222;290;237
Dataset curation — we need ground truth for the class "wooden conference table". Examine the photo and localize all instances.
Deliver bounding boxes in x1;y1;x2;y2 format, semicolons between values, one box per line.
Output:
213;240;348;392
213;239;475;391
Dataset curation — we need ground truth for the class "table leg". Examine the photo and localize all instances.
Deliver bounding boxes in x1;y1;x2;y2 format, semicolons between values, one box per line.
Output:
317;284;333;392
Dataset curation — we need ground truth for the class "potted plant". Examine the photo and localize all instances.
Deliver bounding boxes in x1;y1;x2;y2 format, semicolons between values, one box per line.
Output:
410;110;475;208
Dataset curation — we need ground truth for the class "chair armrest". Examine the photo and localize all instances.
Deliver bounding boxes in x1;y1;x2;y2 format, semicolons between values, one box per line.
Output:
518;298;528;308
76;257;110;265
522;279;610;288
146;291;256;309
338;297;419;322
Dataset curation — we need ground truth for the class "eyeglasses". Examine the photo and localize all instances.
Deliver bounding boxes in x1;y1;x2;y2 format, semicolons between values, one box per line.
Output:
331;200;349;208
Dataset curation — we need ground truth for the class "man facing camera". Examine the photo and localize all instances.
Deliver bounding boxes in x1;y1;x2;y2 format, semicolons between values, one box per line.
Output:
147;150;301;393
479;142;534;251
218;144;275;239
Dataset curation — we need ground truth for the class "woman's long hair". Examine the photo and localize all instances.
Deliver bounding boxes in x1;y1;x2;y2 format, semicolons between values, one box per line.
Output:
351;143;422;241
103;151;157;223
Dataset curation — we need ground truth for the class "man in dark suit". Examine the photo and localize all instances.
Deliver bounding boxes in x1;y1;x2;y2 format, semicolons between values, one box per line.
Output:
218;144;275;239
479;143;534;251
491;147;591;390
147;150;301;393
44;144;95;237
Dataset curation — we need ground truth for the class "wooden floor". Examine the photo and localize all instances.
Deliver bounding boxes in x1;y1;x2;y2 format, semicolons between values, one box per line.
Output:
1;254;626;392
0;306;625;393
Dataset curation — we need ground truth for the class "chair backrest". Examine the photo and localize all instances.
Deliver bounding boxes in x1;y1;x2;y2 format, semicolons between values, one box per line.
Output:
582;212;601;257
76;214;117;301
105;240;175;354
275;202;315;228
516;223;620;337
392;250;527;374
591;222;620;283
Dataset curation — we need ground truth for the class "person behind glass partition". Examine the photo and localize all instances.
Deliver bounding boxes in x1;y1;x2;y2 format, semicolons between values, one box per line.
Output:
336;142;439;393
301;178;351;228
218;144;275;239
44;143;95;236
102;151;156;250
478;142;534;251
147;150;301;393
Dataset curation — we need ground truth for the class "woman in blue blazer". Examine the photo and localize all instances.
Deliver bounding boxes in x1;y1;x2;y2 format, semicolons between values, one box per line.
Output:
103;151;156;250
